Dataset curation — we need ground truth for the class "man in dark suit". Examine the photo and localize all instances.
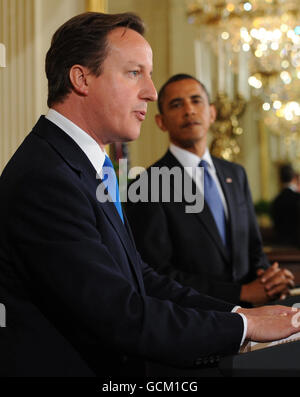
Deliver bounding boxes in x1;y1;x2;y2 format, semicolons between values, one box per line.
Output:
126;74;294;307
0;14;298;377
271;164;300;247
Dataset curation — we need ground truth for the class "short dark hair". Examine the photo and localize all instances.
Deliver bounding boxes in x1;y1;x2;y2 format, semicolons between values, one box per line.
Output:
46;12;145;108
279;164;296;184
157;73;211;114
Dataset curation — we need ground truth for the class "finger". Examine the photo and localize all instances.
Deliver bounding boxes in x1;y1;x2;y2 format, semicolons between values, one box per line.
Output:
279;287;293;299
283;268;295;280
260;266;280;283
268;305;291;313
267;284;289;297
265;279;290;293
261;270;279;283
286;277;296;288
263;270;286;289
264;269;295;289
267;276;290;291
266;273;295;289
256;268;265;277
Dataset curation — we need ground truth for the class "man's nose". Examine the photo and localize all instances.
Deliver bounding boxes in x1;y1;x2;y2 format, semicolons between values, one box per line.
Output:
183;102;195;116
141;77;158;102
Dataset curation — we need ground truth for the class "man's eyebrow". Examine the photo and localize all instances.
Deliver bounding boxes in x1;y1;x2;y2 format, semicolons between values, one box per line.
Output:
168;94;203;106
126;61;153;76
127;61;142;67
168;97;183;106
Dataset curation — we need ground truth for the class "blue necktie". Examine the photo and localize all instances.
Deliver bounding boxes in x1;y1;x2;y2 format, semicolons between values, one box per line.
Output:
199;159;227;246
102;155;124;223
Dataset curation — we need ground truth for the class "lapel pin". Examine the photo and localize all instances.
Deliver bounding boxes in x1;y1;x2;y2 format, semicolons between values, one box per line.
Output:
226;177;232;183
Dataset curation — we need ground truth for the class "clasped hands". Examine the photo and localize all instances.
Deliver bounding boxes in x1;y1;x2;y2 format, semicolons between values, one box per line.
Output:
241;262;295;305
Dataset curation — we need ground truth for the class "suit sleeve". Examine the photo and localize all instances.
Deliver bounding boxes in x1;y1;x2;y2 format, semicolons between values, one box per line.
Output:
137;250;240;312
125;198;243;303
5;168;244;368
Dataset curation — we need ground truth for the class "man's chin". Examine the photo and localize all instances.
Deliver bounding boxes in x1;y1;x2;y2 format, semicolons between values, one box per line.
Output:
109;130;141;145
176;138;203;149
124;129;141;143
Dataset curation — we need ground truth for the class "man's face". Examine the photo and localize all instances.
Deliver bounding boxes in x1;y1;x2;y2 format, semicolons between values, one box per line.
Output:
155;79;216;150
86;28;157;146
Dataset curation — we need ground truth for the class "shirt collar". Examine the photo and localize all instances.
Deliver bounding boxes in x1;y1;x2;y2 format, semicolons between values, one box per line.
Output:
287;184;298;192
45;108;106;175
169;143;215;172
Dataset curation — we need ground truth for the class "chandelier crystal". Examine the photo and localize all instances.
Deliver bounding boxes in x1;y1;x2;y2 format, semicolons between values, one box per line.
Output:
187;0;300;133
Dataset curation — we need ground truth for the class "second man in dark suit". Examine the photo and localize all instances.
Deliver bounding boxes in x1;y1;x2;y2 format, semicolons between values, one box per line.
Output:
126;74;294;307
271;164;300;247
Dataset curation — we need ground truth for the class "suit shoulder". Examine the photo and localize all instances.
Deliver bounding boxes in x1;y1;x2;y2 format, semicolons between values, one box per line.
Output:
129;152;171;182
212;156;241;168
212;156;245;174
147;151;175;170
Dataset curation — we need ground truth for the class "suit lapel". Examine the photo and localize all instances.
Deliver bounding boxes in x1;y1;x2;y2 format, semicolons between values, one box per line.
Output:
33;116;143;290
196;201;229;259
163;151;229;262
97;197;144;290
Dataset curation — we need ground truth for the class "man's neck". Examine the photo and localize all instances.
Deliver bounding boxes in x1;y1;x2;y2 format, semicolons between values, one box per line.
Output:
283;182;297;191
170;140;207;158
52;103;106;151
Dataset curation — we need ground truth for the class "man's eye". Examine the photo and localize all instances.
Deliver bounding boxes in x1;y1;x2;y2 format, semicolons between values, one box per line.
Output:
129;71;139;77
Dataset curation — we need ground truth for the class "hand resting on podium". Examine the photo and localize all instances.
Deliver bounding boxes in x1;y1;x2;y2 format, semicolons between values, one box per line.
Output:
237;305;300;344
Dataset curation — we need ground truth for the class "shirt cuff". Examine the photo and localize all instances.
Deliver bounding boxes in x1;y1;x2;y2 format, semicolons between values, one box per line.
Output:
231;305;247;346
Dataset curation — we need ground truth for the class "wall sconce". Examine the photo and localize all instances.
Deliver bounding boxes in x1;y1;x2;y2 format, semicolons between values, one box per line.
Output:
0;43;6;67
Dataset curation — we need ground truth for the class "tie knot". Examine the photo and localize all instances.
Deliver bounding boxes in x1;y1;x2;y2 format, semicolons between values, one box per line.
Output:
199;159;208;170
103;155;114;169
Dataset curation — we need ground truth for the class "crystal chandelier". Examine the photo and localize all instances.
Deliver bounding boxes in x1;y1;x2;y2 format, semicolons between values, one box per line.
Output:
187;0;300;133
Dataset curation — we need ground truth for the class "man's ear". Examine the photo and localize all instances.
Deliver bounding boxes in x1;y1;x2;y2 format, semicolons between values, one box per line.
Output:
209;104;217;124
155;114;168;132
69;65;89;96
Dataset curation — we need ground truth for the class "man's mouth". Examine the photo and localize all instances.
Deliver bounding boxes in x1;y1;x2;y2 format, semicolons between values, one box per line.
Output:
134;110;146;121
181;121;200;128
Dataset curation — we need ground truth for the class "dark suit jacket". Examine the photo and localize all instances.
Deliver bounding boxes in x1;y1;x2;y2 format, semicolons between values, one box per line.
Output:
125;150;269;305
0;117;244;377
271;187;300;247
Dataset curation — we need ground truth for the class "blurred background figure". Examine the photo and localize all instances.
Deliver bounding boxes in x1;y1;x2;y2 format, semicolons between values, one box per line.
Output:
271;164;300;247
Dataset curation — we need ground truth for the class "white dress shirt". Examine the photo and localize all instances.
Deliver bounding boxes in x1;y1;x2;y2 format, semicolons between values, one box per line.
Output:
169;143;228;218
45;108;106;176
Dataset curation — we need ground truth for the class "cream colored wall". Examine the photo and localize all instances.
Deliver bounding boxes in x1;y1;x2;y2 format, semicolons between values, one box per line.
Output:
1;0;35;171
0;0;85;172
33;0;86;117
0;43;5;67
